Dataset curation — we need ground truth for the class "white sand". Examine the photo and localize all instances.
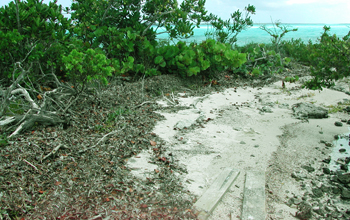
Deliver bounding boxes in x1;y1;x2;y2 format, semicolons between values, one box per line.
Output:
127;78;350;219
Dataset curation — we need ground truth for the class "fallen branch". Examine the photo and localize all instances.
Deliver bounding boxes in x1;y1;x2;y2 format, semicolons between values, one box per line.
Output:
78;124;126;153
0;62;32;117
161;91;176;106
8;113;65;138
192;94;210;109
131;101;154;110
23;159;39;172
0;61;77;138
41;144;63;162
11;87;40;110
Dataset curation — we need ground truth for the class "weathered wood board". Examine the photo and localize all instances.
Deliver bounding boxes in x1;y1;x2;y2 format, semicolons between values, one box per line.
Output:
193;168;240;220
241;171;266;220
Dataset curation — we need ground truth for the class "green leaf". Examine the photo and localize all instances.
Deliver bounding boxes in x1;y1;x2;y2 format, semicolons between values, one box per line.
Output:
187;66;200;76
214;55;222;62
159;61;166;68
284;57;291;64
127;56;135;63
154;56;164;64
200;60;210;70
146;68;158;76
252;68;261;76
90;25;96;31
224;50;235;60
176;61;186;70
267;50;276;56
135;64;145;73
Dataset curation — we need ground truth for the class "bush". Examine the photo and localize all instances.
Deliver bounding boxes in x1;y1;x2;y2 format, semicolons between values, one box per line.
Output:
260;20;298;52
0;0;72;85
101;27;159;77
154;39;247;78
62;46;114;92
280;38;313;65
205;4;256;45
234;43;291;76
0;0;256;84
304;26;350;89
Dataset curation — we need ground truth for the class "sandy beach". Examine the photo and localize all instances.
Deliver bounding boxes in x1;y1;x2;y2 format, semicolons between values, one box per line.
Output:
128;76;350;219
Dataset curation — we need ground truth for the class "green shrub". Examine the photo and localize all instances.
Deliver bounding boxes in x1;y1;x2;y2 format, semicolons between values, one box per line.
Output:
0;0;256;86
205;5;256;44
234;43;290;76
154;39;246;78
0;0;72;84
102;27;159;77
280;38;313;65
304;26;350;89
62;46;114;91
260;20;298;52
199;39;247;75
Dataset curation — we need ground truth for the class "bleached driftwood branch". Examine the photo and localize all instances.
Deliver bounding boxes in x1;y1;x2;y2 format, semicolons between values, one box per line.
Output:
0;61;69;138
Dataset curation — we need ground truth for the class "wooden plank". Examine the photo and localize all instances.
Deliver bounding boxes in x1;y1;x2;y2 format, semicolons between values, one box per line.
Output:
241;171;266;220
193;168;240;220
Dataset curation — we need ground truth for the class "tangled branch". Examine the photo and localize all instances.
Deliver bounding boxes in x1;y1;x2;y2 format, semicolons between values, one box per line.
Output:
0;61;84;138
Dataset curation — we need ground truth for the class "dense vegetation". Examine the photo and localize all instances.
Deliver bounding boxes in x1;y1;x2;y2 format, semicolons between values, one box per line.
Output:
1;0;350;218
2;0;348;92
281;26;350;89
0;0;259;138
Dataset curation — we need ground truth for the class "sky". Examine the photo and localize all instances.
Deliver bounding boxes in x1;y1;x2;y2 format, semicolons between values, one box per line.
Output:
1;0;349;24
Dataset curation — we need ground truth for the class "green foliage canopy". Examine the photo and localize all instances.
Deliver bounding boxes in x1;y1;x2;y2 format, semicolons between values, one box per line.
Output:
305;26;350;89
0;0;72;82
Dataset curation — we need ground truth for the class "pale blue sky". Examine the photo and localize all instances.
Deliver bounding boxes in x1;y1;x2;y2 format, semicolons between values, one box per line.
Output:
1;0;349;24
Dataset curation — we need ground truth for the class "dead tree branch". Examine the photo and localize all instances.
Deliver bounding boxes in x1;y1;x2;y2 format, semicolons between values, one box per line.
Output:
0;62;76;138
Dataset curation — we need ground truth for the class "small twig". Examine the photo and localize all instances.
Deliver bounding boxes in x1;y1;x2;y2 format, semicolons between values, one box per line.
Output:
171;92;176;103
142;10;175;36
23;159;39;172
40;88;65;112
131;101;153;110
141;74;146;102
101;0;115;25
8;111;30;138
164;96;176;105
29;142;41;150
20;40;38;64
14;0;22;34
192;94;210;109
63;94;81;113
88;214;103;220
78;124;126;153
0;62;32;117
50;67;63;88
41;144;62;162
162;91;176;106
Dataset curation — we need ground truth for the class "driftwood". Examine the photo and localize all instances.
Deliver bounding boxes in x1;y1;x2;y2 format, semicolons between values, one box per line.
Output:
0;61;82;138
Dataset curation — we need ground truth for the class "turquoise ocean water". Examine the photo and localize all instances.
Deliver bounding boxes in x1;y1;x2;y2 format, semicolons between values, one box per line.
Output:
155;24;350;46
